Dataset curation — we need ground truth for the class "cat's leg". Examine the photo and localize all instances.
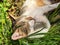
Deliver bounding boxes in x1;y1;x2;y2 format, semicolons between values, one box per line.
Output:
41;2;60;13
28;15;51;38
38;16;50;33
28;20;35;34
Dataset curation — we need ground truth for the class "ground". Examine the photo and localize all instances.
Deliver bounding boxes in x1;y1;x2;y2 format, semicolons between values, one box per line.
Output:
0;0;60;45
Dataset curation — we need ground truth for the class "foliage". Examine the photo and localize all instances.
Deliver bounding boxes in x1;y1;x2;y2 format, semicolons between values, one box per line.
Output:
0;0;60;45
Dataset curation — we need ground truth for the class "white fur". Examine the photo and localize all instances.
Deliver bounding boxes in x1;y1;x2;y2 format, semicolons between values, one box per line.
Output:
20;0;60;38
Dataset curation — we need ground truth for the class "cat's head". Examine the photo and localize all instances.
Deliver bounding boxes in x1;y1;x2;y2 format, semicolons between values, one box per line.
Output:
9;13;34;40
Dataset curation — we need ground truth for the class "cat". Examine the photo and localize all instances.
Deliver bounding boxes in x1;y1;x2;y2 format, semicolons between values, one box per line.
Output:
10;0;60;40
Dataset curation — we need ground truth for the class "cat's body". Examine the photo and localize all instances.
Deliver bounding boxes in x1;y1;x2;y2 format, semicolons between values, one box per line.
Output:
11;0;60;40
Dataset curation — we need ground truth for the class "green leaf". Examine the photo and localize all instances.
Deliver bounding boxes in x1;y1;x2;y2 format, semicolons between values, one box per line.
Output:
3;8;8;12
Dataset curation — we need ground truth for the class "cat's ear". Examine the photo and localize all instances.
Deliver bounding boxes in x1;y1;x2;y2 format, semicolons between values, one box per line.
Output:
9;13;24;27
9;13;17;27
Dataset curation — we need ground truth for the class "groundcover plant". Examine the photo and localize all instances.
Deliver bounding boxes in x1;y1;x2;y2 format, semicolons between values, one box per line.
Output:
0;0;60;45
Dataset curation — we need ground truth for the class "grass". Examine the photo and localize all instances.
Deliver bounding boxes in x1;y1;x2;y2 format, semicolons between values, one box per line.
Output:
0;0;60;45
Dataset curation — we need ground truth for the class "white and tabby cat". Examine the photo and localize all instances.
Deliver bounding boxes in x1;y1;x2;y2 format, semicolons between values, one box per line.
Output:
10;0;60;40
